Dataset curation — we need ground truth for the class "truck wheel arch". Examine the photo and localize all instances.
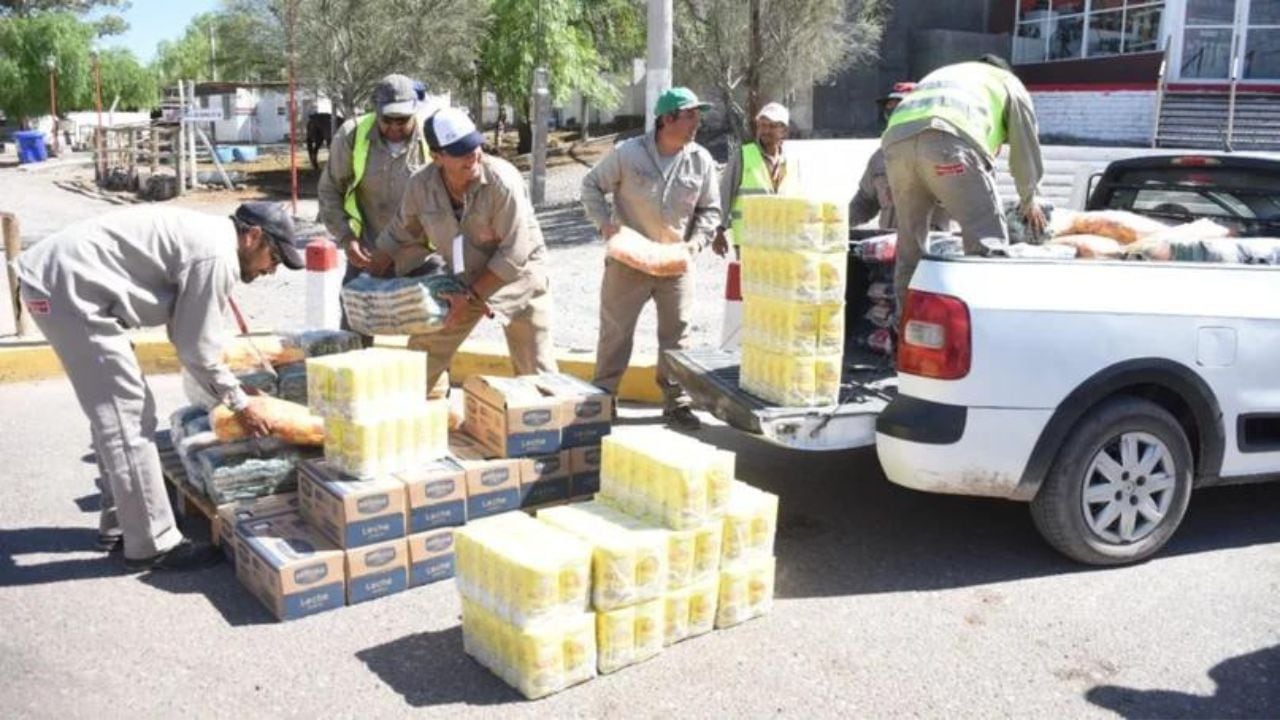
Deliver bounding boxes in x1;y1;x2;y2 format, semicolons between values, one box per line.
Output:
1011;359;1225;501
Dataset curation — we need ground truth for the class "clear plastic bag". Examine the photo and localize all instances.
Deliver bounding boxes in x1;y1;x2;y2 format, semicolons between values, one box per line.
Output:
340;272;466;336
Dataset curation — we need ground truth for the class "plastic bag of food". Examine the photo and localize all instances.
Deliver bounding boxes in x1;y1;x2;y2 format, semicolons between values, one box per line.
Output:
1062;210;1170;245
606;226;690;277
1050;234;1124;259
1003;199;1055;245
1239;238;1280;264
194;438;302;504
855;233;897;263
340;272;467;336
210;396;325;446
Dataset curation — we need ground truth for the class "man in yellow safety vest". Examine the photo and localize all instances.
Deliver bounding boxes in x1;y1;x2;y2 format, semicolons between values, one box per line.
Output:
317;74;430;341
712;102;798;258
881;54;1046;311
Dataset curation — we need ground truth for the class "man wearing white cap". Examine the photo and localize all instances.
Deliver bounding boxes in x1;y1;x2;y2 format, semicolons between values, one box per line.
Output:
374;107;556;397
712;101;798;258
318;73;430;342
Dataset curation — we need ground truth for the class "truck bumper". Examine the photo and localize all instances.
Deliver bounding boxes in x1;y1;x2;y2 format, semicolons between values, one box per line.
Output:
876;398;1053;499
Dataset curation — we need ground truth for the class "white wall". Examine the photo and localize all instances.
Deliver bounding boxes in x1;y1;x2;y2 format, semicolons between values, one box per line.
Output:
1031;90;1158;146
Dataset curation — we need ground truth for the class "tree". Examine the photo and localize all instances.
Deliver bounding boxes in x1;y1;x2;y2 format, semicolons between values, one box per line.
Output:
95;46;157;110
152;2;285;86
479;0;640;151
293;0;488;119
675;0;887;141
0;0;126;17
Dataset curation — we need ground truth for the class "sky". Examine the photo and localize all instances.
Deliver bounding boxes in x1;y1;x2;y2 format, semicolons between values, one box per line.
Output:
91;0;221;62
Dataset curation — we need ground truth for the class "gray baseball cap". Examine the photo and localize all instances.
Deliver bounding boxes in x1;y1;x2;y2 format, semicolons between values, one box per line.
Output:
372;74;418;117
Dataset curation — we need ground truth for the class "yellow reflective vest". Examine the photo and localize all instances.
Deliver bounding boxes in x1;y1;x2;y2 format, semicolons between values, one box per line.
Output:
885;62;1009;155
730;142;798;245
343;113;430;239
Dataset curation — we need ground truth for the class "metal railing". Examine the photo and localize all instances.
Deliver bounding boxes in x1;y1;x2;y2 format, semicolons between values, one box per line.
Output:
1151;37;1170;148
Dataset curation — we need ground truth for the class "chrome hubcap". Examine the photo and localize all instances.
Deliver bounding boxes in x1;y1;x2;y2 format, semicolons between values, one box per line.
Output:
1081;431;1176;544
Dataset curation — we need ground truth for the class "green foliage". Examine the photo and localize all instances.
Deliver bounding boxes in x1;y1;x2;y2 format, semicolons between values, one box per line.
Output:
151;1;285;86
0;11;96;121
675;0;887;138
0;0;126;17
479;0;639;120
96;46;156;109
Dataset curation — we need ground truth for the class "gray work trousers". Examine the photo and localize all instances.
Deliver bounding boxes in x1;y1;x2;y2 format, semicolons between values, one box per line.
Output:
19;284;183;561
408;290;558;398
883;129;1007;313
592;258;694;412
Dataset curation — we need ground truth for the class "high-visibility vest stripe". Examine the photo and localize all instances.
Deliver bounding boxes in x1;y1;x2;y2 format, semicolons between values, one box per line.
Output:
885;62;1009;155
730;142;797;245
343;113;429;240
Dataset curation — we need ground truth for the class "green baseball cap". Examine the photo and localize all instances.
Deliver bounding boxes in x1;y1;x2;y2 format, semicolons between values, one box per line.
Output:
654;87;712;117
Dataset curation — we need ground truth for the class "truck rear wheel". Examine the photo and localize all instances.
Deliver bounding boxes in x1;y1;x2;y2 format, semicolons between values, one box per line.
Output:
1031;396;1193;565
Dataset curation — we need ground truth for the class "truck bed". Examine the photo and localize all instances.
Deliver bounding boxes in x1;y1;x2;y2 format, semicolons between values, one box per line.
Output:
666;346;897;451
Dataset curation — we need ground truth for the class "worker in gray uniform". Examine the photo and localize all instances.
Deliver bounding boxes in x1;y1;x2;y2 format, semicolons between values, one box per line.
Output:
317;73;430;342
881;54;1046;311
850;82;950;232
15;202;304;571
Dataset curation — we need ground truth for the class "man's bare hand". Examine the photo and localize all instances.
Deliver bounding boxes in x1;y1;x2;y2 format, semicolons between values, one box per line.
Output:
601;223;621;240
711;228;730;258
367;250;395;277
345;240;371;270
235;401;273;438
441;292;484;330
1023;202;1048;239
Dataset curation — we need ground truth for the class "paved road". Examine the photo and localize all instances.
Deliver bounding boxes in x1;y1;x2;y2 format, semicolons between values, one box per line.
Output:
2;374;1277;718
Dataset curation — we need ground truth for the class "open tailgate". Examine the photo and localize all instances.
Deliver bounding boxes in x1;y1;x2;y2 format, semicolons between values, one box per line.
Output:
666;348;896;451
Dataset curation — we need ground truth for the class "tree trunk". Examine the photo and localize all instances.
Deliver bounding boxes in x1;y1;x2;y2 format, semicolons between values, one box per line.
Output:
517;119;532;155
580;95;590;141
746;0;763;123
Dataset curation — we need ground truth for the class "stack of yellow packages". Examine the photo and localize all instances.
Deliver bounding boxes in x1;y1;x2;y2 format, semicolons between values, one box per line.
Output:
738;195;848;406
717;480;778;628
306;348;448;477
455;512;596;699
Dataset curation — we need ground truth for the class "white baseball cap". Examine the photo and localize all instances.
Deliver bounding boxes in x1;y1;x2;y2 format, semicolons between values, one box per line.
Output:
756;102;790;125
425;107;484;157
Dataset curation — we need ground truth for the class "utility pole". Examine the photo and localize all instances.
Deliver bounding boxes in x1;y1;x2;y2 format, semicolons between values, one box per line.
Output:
645;0;673;133
45;55;59;156
209;25;218;82
286;0;299;215
93;52;105;182
531;68;549;206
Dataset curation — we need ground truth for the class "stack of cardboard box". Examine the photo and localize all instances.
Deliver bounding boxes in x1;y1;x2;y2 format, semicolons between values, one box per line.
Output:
457;373;613;514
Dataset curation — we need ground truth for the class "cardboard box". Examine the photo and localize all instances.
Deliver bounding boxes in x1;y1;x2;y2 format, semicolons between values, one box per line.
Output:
298;459;406;549
533;373;614;448
462;375;564;457
569;445;602;498
407;528;456;587
345;537;409;605
216;492;301;562
518;450;572;508
397;458;467;534
234;512;346;622
450;433;522;520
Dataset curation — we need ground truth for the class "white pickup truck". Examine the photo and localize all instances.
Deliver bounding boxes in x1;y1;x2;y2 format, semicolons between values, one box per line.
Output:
668;153;1280;565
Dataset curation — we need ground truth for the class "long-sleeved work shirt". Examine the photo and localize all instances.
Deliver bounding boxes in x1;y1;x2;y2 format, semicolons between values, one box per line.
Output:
881;70;1044;208
580;133;721;249
375;154;548;322
317;115;429;247
16;206;245;405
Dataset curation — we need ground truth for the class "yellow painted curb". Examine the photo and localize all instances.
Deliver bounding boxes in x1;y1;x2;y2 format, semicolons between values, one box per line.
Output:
0;332;664;404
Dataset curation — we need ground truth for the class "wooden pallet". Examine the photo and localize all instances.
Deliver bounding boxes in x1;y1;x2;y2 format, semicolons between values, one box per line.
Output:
156;430;225;546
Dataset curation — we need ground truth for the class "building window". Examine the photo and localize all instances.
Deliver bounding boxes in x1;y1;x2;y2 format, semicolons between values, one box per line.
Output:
1014;0;1166;64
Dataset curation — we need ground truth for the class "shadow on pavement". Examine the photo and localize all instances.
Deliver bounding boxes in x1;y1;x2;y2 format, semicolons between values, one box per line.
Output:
0;526;128;586
689;424;1280;599
139;561;277;627
356;626;522;707
538;203;597;249
74;492;102;513
1085;643;1280;718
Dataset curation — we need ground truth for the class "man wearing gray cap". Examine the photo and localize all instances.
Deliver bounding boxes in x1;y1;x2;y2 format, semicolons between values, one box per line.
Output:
318;73;430;342
15;202;304;571
374;107;557;397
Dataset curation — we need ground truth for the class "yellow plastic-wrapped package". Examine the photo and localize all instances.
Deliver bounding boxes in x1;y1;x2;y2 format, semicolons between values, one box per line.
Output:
596;605;635;674
461;598;597;700
687;576;719;637
721;481;779;570
663;587;691;646
716;555;776;629
537;502;668;611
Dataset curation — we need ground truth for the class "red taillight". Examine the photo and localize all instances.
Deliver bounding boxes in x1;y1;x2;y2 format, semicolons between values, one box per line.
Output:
1171;156;1221;167
896;290;971;379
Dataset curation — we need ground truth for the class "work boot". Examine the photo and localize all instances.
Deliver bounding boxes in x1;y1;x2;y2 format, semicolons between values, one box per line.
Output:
663;406;702;431
124;539;222;572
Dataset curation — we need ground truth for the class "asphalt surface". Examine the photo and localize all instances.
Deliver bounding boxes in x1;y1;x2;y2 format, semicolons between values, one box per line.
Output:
2;374;1278;718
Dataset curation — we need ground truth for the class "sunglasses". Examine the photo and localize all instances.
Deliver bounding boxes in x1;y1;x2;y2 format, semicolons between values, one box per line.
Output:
379;115;413;127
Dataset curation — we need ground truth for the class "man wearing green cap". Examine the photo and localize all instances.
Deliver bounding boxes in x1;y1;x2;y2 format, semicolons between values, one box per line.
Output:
580;87;722;430
318;73;430;342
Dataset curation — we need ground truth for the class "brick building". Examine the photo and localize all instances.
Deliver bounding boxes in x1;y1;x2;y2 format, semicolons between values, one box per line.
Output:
815;0;1280;149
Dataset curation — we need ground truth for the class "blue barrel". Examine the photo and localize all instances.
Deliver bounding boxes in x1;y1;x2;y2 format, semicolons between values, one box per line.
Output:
213;147;237;164
232;145;259;162
14;130;47;164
